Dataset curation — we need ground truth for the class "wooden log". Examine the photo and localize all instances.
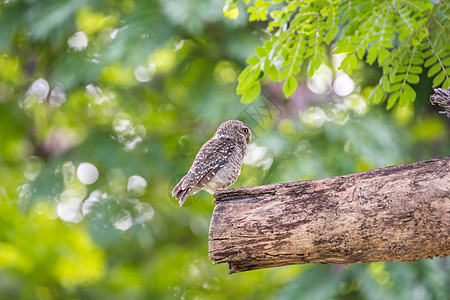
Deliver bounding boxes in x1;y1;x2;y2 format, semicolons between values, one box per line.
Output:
208;156;450;274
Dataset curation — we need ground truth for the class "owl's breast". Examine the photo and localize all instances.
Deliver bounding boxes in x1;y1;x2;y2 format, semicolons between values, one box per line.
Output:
203;143;246;194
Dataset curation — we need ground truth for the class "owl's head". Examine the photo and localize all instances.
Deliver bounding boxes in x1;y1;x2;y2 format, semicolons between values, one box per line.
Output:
214;120;252;145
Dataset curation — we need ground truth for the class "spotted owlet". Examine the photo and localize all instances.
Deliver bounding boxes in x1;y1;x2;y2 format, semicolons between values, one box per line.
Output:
172;120;252;206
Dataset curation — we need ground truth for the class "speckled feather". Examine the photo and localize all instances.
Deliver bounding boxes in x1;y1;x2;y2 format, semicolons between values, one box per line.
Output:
172;120;251;206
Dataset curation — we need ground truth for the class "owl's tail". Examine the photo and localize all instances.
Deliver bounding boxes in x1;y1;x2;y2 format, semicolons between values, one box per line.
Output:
172;178;191;207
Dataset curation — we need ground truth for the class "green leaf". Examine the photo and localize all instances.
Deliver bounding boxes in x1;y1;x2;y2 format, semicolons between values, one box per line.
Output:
325;26;338;44
421;2;433;11
427;63;441;77
386;91;399;110
423;49;433;58
390;75;404;84
442;57;450;66
255;0;271;8
399;28;411;41
247;56;260;66
240;82;261;103
377;48;390;65
406;74;420;84
443;78;450;89
256;69;264;81
308;53;323;77
380;76;390;91
263;58;270;75
281;48;289;60
399;92;409;107
269;64;280;81
339;54;357;74
424;56;437;67
403;83;416;101
333;39;351;54
432;71;445;87
397;66;408;73
381;40;393;48
384;32;395;40
347;54;358;74
291;64;300;74
255;47;267;58
356;47;365;59
237;67;260;94
236;67;253;94
280;67;292;81
388;70;396;83
259;7;268;21
389;83;402;92
369;85;384;103
283;75;297;98
409;66;423;74
366;44;378;65
350;36;362;44
412;58;423;65
411;38;421;47
223;5;239;20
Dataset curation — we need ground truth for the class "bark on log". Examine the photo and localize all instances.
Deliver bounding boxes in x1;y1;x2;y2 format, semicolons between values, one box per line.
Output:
209;156;450;274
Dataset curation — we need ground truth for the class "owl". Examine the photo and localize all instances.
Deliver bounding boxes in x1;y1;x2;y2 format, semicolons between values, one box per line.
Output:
172;120;252;206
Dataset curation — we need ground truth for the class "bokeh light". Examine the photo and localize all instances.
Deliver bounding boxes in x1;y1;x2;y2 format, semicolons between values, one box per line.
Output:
134;62;156;82
57;190;84;223
127;175;147;196
77;162;99;185
307;65;332;94
68;31;89;51
301;106;327;128
334;72;355;96
113;210;132;231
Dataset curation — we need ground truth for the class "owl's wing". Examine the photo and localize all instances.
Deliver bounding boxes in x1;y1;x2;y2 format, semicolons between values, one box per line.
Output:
173;138;237;206
181;137;236;191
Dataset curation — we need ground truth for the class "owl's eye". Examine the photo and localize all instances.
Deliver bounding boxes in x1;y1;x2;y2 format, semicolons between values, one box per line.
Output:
243;128;249;134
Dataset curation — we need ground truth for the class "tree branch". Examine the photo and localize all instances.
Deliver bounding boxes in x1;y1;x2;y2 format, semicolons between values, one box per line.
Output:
209;157;450;273
430;87;450;117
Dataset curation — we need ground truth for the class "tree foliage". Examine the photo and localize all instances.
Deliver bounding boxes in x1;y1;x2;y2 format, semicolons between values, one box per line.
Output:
225;0;450;107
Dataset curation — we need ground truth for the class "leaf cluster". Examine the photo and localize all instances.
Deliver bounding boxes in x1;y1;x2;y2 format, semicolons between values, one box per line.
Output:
226;0;450;108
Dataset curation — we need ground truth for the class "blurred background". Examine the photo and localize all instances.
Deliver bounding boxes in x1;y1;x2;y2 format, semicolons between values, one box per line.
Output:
0;0;449;299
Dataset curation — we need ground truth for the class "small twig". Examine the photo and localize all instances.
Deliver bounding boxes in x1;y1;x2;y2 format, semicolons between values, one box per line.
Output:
430;87;450;118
